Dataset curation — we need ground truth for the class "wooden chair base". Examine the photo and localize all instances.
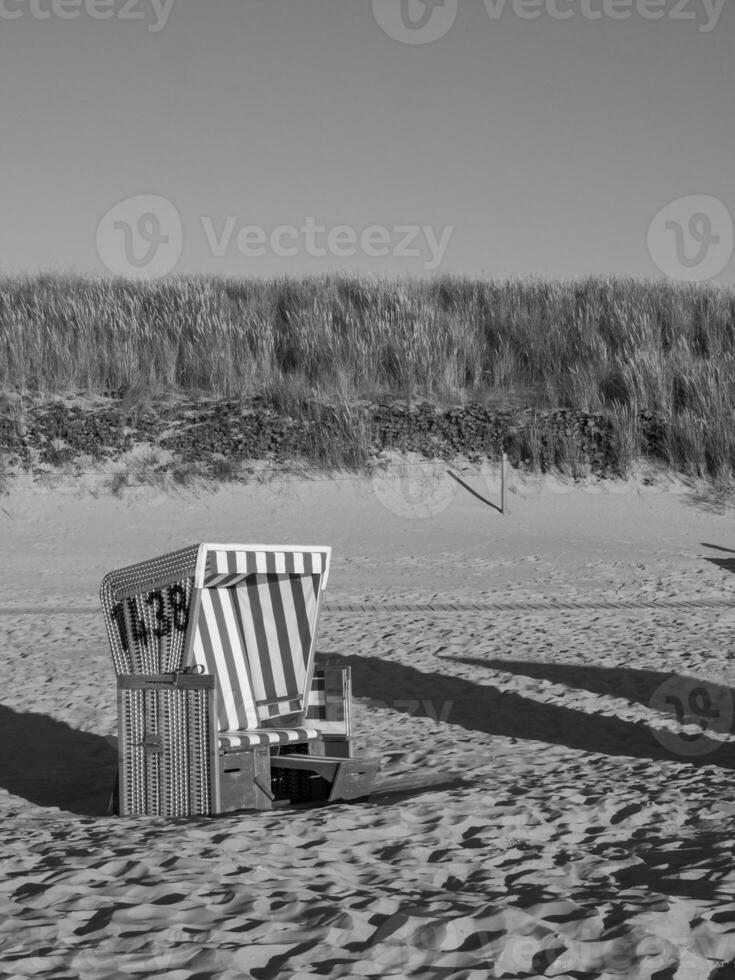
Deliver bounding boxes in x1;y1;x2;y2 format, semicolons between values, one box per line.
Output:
270;754;379;805
218;747;274;812
311;735;353;759
116;669;378;817
213;747;379;812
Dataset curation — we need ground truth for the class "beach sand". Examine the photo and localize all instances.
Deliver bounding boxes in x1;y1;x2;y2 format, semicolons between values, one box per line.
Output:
2;466;735;979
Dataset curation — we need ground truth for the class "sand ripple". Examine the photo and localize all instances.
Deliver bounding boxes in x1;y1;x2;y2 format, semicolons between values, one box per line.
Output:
3;558;735;977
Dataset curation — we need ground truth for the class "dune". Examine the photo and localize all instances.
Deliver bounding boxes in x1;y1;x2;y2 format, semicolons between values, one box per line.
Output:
1;468;735;978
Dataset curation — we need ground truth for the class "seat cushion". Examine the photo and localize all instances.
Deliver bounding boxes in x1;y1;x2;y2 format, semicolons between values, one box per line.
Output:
218;727;320;749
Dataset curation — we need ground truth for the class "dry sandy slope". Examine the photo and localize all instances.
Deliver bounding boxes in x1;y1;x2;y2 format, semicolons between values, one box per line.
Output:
2;469;735;979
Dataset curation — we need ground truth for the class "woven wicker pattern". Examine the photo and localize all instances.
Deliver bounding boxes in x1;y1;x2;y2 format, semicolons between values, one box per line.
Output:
101;545;200;674
118;679;214;817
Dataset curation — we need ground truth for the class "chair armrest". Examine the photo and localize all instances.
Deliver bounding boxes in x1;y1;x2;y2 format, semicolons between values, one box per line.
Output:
307;666;351;736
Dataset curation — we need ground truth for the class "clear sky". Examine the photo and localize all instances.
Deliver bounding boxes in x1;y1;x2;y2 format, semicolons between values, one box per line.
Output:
1;0;733;282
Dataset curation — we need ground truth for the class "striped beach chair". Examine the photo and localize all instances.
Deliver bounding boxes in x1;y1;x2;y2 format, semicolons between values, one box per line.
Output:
101;543;377;816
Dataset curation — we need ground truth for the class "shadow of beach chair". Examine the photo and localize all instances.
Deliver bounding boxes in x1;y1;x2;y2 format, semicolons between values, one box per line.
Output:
101;543;378;817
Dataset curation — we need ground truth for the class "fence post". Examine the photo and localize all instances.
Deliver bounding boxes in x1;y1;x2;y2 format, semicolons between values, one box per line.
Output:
501;452;507;515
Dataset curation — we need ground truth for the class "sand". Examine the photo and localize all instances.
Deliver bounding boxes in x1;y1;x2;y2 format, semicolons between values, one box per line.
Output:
2;465;735;979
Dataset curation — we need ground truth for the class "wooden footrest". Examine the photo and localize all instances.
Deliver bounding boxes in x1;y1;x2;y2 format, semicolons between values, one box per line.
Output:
270;755;379;803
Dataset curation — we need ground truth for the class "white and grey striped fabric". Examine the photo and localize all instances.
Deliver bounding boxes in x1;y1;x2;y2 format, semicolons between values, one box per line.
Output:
306;669;350;735
187;545;331;734
218;727;320;749
203;547;327;586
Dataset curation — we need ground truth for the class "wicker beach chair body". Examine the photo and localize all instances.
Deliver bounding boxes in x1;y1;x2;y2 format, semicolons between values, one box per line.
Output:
101;543;376;816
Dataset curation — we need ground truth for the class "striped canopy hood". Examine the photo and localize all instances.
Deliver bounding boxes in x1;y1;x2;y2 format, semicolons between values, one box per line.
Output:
187;544;331;732
101;543;331;734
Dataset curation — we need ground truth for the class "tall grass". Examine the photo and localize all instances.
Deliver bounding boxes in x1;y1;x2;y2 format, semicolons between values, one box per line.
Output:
2;272;735;478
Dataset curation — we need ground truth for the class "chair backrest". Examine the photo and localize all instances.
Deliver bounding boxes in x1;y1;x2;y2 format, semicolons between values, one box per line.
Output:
100;545;200;674
185;544;331;732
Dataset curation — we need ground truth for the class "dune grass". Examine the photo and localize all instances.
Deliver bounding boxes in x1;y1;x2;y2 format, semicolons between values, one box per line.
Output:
1;272;735;481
